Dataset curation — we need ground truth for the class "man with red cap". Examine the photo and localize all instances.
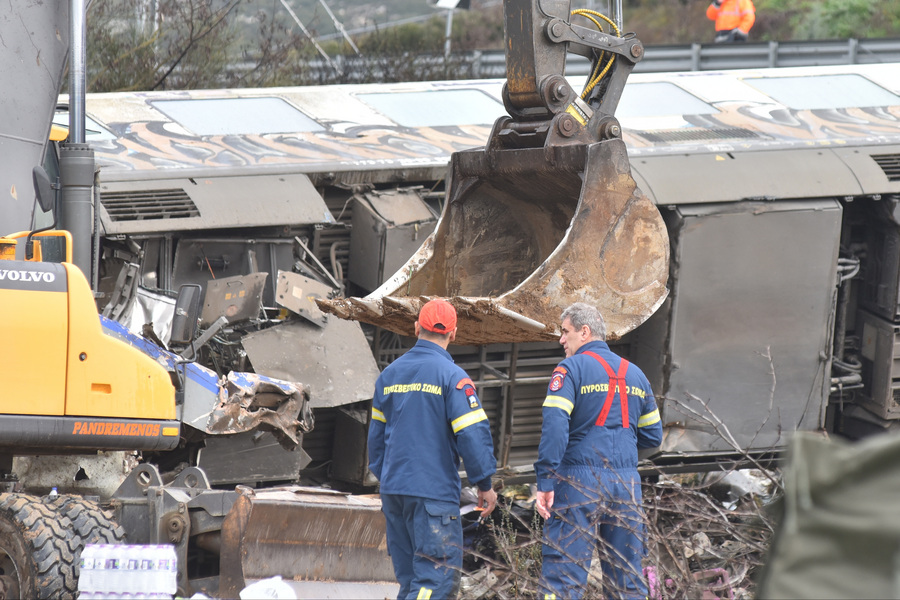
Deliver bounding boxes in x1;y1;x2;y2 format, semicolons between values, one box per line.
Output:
368;298;498;600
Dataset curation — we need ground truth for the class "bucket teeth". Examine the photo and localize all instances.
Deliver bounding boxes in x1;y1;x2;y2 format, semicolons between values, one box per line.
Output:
381;296;418;316
316;297;384;322
454;297;478;309
348;297;385;320
314;297;350;319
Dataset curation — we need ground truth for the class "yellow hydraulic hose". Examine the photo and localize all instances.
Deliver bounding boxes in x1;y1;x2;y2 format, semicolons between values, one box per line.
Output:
571;9;621;98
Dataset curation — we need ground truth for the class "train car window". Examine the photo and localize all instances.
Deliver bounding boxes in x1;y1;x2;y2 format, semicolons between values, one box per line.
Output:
617;82;717;118
744;75;900;110
356;89;504;127
150;97;324;135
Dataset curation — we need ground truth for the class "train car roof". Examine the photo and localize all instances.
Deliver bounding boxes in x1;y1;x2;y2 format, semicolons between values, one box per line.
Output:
63;62;900;180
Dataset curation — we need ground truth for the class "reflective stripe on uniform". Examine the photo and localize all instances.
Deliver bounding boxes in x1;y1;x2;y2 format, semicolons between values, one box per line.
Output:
543;395;574;415
372;407;386;423
451;408;488;433
638;408;660;428
417;587;433;599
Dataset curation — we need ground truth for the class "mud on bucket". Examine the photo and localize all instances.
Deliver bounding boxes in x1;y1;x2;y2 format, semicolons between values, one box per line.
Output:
318;139;669;346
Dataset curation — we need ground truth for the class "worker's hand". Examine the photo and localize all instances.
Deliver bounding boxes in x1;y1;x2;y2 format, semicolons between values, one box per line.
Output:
477;487;498;519
535;490;554;520
712;0;721;6
732;28;748;41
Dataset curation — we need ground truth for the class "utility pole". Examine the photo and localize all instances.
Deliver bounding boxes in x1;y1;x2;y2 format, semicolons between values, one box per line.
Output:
435;0;464;58
444;7;453;57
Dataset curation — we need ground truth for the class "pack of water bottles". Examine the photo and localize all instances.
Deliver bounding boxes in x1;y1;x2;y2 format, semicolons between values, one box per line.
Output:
77;544;178;599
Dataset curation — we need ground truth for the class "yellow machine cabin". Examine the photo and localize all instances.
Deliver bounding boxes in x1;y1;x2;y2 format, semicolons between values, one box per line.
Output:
0;232;178;451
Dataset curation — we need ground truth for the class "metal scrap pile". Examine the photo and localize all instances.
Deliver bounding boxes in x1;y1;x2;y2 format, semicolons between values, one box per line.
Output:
457;468;781;599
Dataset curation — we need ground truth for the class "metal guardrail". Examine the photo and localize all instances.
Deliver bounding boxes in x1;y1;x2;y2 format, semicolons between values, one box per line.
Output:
297;37;900;83
472;37;900;78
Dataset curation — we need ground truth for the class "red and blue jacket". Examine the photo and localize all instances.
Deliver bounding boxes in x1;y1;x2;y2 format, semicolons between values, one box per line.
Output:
368;339;497;501
535;340;662;492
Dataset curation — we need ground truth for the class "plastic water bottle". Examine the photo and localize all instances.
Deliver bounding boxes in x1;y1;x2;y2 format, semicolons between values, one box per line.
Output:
108;547;122;595
123;545;140;595
156;545;178;597
163;545;178;597
135;546;154;593
93;545;108;593
78;544;98;594
110;547;126;593
77;544;178;599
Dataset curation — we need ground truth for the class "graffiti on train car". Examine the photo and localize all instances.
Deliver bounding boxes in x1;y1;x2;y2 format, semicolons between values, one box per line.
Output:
92;121;496;173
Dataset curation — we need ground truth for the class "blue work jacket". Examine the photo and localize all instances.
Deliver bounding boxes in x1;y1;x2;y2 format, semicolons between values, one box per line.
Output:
368;339;497;501
535;340;663;492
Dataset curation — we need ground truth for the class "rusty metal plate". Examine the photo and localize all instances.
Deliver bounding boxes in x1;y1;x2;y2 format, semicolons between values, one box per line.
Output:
219;487;396;598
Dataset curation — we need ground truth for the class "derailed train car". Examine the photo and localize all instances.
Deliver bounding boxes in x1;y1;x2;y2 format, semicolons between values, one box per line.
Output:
70;62;900;476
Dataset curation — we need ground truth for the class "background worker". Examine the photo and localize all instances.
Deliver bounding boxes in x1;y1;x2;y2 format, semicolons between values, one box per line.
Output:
707;0;756;43
534;302;663;599
368;298;498;600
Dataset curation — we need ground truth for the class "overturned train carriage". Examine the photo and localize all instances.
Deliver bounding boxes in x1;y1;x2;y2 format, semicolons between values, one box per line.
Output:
67;63;900;478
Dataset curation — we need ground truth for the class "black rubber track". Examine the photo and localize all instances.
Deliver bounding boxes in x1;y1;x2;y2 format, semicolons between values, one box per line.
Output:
0;493;80;599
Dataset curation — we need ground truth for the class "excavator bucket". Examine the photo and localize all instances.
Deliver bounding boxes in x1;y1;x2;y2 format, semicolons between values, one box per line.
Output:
319;139;668;345
318;2;669;344
219;486;398;598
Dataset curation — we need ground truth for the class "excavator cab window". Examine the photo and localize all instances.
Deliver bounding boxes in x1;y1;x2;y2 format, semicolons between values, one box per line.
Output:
35;236;68;263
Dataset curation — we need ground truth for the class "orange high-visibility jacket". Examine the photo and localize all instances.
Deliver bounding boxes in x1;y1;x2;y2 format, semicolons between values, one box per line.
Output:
707;0;756;33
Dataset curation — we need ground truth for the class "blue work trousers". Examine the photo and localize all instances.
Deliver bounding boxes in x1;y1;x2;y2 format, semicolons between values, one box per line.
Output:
381;493;463;600
541;465;648;600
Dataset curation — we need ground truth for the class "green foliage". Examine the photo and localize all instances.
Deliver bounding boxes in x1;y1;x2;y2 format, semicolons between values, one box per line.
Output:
86;0;165;91
624;0;710;45
487;503;543;597
81;0;900;91
226;6;311;88
86;0;311;92
358;19;445;55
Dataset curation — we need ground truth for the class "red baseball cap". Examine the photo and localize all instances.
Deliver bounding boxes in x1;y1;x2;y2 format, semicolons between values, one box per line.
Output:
418;299;457;334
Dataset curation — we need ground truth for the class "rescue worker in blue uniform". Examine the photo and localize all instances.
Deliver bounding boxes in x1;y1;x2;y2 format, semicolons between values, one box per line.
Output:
369;298;498;600
535;302;663;599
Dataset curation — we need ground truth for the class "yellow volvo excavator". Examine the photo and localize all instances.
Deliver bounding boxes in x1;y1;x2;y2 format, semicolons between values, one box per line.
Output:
319;0;670;344
0;0;661;597
1;203;396;600
0;3;394;599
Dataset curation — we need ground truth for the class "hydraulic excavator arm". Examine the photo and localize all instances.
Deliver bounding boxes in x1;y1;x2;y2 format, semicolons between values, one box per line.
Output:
319;0;669;345
501;0;643;147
